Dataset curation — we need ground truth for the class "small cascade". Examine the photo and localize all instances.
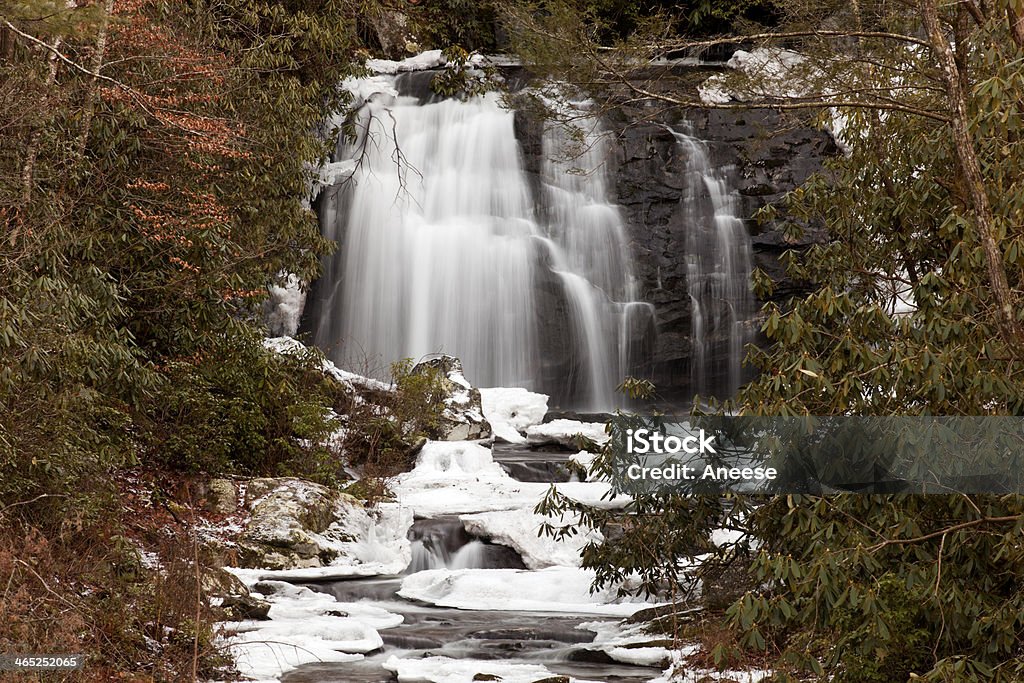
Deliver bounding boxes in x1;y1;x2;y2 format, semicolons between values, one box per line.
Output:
406;517;525;572
670;127;755;398
308;77;655;410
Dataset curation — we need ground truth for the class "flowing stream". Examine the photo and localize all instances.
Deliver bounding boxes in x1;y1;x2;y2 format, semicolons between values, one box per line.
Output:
281;445;660;683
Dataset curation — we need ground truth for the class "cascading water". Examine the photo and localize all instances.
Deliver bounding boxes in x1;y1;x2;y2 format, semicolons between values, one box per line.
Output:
310;78;652;410
670;127;755;398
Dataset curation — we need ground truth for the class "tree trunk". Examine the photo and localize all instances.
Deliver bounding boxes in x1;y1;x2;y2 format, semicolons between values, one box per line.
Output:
921;0;1023;351
20;36;62;207
74;0;115;163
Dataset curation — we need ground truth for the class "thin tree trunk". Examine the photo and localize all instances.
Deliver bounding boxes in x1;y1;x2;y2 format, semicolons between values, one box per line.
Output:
921;0;1022;350
1010;7;1024;47
20;36;62;207
74;0;114;163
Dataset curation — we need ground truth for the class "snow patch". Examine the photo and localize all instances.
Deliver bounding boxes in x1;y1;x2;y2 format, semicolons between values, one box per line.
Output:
366;49;446;74
398;566;654;616
460;509;601;569
383;655;601;683
526;419;609;448
479;387;549;443
264;336;392;394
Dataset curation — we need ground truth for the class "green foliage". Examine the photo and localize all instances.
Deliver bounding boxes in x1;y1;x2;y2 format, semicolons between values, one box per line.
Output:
141;331;345;482
342;359;447;482
412;0;501;51
1;0;368;514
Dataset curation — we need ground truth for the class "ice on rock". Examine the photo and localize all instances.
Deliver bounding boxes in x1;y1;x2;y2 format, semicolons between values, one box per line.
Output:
479;387;549;443
398;566;655;616
264;274;306;337
222;581;402;682
526;419;610;448
460;509;601;569
383;655;602;683
393;440;622;517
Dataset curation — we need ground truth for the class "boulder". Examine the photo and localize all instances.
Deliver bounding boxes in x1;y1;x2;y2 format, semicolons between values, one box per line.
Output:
235;478;359;570
411;356;491;441
202;567;271;621
204;478;237;514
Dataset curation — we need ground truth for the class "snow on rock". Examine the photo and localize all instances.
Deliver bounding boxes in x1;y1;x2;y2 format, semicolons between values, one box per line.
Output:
478;387;549;443
222;579;401;681
460;509;601;569
578;620;672;668
234;477;412;578
263;274;306;337
341;74;398;103
412;356;491;441
398;566;654;616
264;336;392;394
569;450;599;481
366;49;446;74
698;48;811;104
526;419;610;448
393;440;623;517
383;655;601;683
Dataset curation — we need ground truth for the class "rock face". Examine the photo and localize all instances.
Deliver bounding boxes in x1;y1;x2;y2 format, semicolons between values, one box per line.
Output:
607;106;838;396
236;478;360;570
411;356;492;441
513;78;837;399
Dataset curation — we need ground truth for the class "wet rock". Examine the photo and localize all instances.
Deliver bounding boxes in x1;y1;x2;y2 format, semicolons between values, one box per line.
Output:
595;102;838;398
531;678;570;683
567;648;618;664
473;675;502;682
411;356;491;441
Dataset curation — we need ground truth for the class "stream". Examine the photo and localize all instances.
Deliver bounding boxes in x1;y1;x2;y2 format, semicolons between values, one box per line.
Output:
280;444;663;683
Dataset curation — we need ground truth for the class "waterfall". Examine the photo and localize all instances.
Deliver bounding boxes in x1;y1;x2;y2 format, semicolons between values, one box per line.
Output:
310;80;652;410
670;127;755;398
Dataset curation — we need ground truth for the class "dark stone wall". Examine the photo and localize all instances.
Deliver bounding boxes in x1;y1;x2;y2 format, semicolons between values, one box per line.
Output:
513;97;838;400
604;105;838;397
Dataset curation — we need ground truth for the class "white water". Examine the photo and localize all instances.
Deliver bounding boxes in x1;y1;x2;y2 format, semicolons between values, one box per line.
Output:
312;85;647;409
670;128;755;398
